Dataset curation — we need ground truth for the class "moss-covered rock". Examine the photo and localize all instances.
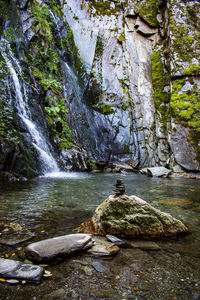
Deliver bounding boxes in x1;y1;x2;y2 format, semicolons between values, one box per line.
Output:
80;195;189;238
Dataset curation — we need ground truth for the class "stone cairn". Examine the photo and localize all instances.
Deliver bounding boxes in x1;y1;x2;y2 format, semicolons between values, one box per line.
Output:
114;179;126;196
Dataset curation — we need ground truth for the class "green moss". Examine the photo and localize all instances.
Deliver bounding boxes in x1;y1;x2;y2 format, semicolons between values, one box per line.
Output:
118;32;125;43
169;20;197;62
170;79;200;133
88;0;118;17
48;0;63;17
123;144;130;154
96;35;104;57
0;55;18;141
93;103;114;115
45;97;72;150
0;0;10;36
134;0;158;27
183;64;200;76
151;51;170;127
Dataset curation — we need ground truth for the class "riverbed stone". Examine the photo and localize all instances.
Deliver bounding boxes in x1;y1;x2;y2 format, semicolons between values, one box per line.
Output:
87;237;120;257
0;222;35;246
25;234;92;262
146;167;172;177
92;261;108;274
80;195;189;238
0;259;43;283
106;234;132;248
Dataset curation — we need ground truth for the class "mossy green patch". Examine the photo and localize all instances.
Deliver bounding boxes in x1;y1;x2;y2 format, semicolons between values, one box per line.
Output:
96;35;104;57
117;32;125;43
48;0;63;17
45;96;72;150
183;64;200;76
88;0;118;17
151;51;170;127
134;0;159;27
169;19;198;63
0;55;19;142
93;103;114;115
170;79;200;133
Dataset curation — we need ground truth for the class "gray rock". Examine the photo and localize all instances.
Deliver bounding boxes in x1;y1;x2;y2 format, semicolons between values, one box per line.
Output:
170;124;200;171
106;234;132;248
92;261;108;274
147;167;172;177
25;234;92;262
172;164;184;173
0;259;43;283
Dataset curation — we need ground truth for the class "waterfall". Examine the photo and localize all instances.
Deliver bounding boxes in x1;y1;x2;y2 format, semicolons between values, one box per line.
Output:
0;38;59;175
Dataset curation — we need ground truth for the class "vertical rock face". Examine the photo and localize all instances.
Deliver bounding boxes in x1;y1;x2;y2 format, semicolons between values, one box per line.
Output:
0;0;199;176
62;0;200;170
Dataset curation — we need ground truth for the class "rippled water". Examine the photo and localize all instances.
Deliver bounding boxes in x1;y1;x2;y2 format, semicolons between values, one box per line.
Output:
0;172;200;256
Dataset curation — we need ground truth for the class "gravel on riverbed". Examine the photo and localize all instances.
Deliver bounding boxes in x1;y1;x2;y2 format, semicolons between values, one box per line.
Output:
0;242;200;300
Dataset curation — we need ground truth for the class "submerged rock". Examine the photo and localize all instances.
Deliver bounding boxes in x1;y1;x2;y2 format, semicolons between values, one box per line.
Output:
0;222;35;246
0;259;43;283
25;234;92;262
80;195;189;238
131;241;161;251
87;237;120;257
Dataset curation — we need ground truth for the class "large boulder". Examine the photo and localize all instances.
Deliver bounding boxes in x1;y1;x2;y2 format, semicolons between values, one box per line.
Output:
146;167;172;177
80;195;189;238
25;234;92;262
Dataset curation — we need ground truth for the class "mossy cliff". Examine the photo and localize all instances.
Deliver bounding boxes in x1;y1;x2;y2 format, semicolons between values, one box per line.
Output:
0;0;199;178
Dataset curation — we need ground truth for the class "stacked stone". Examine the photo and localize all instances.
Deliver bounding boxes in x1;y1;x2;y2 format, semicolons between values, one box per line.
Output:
114;179;126;196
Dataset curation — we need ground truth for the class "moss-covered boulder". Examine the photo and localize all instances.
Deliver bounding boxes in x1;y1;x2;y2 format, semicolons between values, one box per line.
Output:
81;195;189;238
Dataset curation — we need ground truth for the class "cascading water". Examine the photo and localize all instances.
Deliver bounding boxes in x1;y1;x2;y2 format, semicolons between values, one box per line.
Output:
0;38;59;175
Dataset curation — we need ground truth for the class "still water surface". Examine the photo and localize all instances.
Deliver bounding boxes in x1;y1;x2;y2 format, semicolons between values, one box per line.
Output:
0;173;199;256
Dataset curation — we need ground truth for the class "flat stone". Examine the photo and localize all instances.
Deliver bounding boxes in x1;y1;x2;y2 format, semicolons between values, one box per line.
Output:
92;261;108;274
87;237;119;257
106;235;132;248
0;259;43;283
131;241;161;251
25;234;92;262
147;167;172;178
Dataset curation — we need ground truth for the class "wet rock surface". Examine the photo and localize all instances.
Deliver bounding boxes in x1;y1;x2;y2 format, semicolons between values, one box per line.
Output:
0;258;43;283
106;234;132;248
87;237;120;257
25;234;92;262
81;195;189;237
0;222;35;246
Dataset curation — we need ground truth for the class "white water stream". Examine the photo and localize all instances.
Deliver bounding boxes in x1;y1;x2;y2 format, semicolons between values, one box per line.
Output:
1;38;59;174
